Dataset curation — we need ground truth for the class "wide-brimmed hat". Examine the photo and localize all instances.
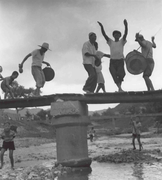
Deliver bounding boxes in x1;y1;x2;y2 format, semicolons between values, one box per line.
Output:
38;42;51;51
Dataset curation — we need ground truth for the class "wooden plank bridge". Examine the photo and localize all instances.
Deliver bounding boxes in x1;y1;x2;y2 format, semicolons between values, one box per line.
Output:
1;90;162;109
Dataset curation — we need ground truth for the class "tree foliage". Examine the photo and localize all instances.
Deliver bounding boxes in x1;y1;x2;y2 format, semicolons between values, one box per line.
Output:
6;81;36;98
92;112;101;117
102;108;114;116
36;109;47;120
36;109;52;121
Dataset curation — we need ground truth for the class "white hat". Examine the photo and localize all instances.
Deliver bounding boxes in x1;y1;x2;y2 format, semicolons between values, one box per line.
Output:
38;42;51;51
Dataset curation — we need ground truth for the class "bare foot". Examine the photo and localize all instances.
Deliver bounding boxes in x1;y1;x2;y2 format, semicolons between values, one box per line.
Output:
86;91;94;94
118;88;124;92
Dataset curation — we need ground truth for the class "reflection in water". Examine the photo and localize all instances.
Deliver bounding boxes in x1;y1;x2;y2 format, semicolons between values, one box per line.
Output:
132;162;144;180
58;167;92;180
56;162;162;180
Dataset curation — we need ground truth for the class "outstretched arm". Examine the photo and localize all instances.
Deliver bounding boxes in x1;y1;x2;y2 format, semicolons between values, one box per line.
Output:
42;61;50;66
85;52;98;59
103;54;110;58
97;21;110;41
123;19;128;40
19;53;32;68
151;36;156;48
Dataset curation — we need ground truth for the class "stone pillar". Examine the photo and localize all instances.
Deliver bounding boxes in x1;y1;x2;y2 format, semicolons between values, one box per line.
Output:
51;100;92;167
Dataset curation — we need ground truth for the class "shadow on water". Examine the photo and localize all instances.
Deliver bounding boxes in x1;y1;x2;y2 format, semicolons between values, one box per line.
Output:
132;162;144;180
57;167;92;180
58;161;162;180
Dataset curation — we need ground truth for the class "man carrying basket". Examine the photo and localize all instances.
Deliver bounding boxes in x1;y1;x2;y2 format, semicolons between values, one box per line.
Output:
135;33;156;91
19;42;51;96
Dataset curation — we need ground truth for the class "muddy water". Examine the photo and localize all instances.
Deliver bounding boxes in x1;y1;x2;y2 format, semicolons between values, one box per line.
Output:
58;161;162;180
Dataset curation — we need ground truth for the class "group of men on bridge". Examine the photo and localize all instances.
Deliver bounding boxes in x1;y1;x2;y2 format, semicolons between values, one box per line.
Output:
0;20;157;99
82;19;156;93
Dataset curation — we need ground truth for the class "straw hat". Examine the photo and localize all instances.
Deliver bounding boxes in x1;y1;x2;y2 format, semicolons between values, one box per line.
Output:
38;42;51;51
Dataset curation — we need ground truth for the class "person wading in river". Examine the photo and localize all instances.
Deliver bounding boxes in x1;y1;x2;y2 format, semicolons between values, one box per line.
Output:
0;122;16;170
131;116;143;151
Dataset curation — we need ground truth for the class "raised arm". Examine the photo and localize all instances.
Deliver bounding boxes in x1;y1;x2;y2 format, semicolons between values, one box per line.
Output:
97;21;110;41
123;19;128;40
151;36;156;48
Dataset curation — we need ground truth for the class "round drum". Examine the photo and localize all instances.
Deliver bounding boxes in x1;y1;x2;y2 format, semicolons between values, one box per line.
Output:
125;50;146;75
43;66;55;81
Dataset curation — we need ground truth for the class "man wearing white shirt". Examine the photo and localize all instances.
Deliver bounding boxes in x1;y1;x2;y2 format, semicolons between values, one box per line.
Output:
82;32;99;93
19;42;51;96
98;20;128;92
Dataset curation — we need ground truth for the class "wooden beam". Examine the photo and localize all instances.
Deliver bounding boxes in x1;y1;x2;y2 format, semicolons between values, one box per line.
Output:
1;90;162;109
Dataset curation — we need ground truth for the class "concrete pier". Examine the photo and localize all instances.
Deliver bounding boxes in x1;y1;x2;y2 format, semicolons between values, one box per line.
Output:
51;100;92;167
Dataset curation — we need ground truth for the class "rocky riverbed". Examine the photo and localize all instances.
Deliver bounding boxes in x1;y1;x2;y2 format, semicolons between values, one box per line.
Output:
0;133;162;179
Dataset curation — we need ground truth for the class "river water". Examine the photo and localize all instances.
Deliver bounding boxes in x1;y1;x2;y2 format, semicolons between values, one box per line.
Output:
57;161;162;180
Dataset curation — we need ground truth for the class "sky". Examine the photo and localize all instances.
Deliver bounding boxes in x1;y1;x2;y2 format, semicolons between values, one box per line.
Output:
0;0;162;111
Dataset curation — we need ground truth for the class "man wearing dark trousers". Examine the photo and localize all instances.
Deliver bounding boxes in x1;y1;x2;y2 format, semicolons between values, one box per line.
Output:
82;32;99;93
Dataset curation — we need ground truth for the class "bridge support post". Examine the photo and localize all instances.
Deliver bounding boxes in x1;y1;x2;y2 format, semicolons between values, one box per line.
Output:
50;100;92;167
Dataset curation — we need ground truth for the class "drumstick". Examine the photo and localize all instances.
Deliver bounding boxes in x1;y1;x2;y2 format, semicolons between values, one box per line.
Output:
136;30;142;51
136;27;161;51
138;30;141;34
154;26;162;37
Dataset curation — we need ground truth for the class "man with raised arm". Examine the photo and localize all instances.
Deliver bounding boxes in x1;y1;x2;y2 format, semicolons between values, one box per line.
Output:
98;20;128;92
135;34;156;91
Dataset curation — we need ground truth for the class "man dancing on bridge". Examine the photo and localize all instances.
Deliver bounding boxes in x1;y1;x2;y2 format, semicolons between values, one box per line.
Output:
98;20;128;92
19;42;51;96
135;33;156;91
